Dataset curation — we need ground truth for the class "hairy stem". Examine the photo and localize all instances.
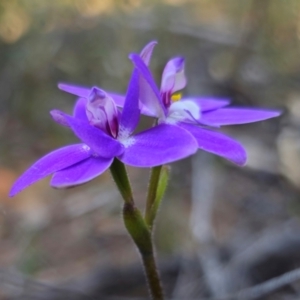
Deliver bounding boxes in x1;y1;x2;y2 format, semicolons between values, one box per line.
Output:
110;159;164;299
145;165;169;230
145;166;162;224
110;158;133;204
123;202;164;300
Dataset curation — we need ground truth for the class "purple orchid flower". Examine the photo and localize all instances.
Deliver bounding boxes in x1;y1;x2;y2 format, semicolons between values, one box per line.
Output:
9;61;199;197
128;53;281;166
56;41;281;166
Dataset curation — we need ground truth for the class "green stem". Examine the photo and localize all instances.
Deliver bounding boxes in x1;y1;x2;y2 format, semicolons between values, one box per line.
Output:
110;159;164;299
145;165;169;230
123;202;164;300
110;158;133;204
145;166;162;224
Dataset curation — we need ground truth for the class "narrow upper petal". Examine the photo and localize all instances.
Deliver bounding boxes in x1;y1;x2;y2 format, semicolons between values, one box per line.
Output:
129;53;166;118
58;83;125;107
65;115;124;158
51;156;113;188
119;70;140;137
201;108;281;126
9;144;91;196
139;41;157;66
118;123;198;167
180;123;247;165
58;83;90;98
182;97;230;112
161;57;187;95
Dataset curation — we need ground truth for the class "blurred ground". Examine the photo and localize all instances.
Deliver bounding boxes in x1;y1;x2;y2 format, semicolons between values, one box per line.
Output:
0;0;300;299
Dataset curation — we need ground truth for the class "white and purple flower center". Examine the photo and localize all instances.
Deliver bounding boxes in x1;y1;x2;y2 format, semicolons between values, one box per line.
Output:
86;87;119;138
158;57;200;124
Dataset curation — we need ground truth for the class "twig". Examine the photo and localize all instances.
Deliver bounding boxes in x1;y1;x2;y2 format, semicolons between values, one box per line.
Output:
216;267;300;300
0;268;94;300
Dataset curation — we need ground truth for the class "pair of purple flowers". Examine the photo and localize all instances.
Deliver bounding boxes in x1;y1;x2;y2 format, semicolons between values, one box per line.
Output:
10;41;280;197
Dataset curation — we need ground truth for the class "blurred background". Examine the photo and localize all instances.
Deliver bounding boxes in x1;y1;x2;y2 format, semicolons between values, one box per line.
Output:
0;0;299;299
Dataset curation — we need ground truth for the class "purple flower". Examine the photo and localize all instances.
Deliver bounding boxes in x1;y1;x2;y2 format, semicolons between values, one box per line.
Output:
128;50;281;166
9;58;199;196
56;41;281;166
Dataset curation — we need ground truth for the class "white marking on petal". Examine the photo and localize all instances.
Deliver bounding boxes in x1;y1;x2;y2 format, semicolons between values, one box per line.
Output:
82;144;91;151
119;136;136;148
117;126;136;148
167;100;201;123
164;117;179;125
118;126;131;140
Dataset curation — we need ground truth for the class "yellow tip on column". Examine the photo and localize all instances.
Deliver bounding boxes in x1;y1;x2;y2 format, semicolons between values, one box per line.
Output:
171;93;182;102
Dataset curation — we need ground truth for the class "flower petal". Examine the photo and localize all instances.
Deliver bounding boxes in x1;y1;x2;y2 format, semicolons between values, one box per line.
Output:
58;83;90;98
140;104;158;117
119;70;140;137
73;98;88;121
182;97;230;112
161;57;187;95
201;108;281;126
51;156;113;188
50;99;89;127
108;93;126;107
168;100;201;123
50;109;70;127
9;144;91;196
119;41;158;125
129;53;166;118
180;123;247;165
140;40;157;66
58;83;125;107
119;124;197;167
65;115;124;158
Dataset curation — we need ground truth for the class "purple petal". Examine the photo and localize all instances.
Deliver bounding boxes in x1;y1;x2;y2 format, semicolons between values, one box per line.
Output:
58;83;125;107
50;99;89;127
201;108;281;126
119;70;140;137
65;115;124;158
129;53;166;118
179;123;246;165
51;156;113;188
139;41;157;66
50;109;70;127
108;93;126;107
161;57;187;94
140;105;158;117
119;124;197;167
73;98;88;121
9;144;91;196
182;97;230;112
58;83;90;98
